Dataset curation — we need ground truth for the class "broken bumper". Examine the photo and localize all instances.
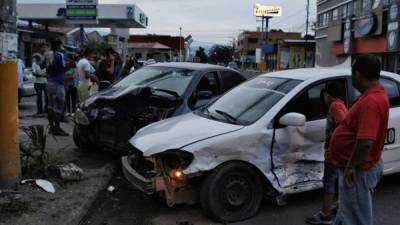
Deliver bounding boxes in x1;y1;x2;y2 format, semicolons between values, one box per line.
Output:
121;156;155;195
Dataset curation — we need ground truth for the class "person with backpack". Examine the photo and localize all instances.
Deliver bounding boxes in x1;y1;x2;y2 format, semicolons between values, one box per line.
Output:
45;39;68;136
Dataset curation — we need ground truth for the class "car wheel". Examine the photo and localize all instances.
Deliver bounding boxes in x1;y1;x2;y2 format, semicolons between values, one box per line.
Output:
200;162;263;223
73;125;97;152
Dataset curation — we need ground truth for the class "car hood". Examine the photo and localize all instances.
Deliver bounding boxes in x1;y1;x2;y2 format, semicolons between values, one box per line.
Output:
82;85;148;107
129;113;244;156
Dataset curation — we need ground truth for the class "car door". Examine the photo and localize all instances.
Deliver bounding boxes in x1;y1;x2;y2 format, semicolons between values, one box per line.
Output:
270;78;349;189
188;71;222;110
379;77;400;174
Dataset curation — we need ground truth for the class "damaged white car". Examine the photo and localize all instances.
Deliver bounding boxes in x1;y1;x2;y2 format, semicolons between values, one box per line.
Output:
122;68;400;222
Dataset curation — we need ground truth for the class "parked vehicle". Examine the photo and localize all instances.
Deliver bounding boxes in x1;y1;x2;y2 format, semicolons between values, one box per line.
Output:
21;69;36;97
122;68;400;222
73;62;246;153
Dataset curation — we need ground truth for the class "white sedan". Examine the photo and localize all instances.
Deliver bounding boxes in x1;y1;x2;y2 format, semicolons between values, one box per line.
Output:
122;68;400;222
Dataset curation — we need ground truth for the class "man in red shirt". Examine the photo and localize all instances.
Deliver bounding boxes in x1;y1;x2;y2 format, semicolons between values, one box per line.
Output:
306;82;348;224
330;54;389;225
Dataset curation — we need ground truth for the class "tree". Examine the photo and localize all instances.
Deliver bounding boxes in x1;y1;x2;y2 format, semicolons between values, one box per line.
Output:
83;39;112;56
195;47;208;63
208;45;234;65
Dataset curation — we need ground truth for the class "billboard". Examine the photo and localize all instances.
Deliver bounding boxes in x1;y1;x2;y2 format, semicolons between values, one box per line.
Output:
66;0;98;24
254;4;282;17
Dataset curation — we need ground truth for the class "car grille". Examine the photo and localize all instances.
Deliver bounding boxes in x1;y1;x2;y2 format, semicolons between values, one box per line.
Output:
129;147;156;179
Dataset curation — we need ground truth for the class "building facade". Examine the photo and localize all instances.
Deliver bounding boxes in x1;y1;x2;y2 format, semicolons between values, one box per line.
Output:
316;0;399;73
237;30;315;71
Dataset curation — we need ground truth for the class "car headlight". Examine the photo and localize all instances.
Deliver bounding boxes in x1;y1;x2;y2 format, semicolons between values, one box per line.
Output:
75;109;90;125
100;107;116;120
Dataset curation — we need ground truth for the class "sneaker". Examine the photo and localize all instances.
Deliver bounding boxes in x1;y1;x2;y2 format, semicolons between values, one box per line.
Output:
51;127;69;136
306;212;332;225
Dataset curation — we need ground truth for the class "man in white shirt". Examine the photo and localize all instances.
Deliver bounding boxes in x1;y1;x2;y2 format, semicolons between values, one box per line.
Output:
77;48;98;101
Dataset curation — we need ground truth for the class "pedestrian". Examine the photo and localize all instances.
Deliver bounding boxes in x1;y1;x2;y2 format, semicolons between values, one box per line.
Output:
112;52;123;81
306;81;348;224
77;48;98;101
97;47;116;82
64;58;78;115
17;56;25;104
45;39;69;136
144;53;156;66
330;54;389;225
32;54;48;114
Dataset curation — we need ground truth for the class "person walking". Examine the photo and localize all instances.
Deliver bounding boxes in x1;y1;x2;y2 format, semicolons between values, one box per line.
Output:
45;39;69;136
64;58;78;115
330;54;389;225
32;54;48;114
17;56;25;104
77;48;98;101
306;82;348;224
97;47;116;82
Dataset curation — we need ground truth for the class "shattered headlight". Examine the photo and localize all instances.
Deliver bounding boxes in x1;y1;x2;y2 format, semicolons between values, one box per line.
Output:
75;109;90;125
156;150;194;172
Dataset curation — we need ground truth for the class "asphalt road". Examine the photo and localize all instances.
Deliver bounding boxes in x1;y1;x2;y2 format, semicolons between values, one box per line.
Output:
20;92;400;225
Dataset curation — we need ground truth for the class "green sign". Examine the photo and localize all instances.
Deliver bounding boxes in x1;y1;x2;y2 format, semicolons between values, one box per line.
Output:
66;8;97;17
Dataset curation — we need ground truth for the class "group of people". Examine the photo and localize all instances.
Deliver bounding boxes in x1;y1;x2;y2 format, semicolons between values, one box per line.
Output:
307;54;389;225
29;39;125;136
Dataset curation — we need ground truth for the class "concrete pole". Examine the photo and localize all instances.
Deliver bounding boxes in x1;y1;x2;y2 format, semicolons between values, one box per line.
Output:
0;0;20;190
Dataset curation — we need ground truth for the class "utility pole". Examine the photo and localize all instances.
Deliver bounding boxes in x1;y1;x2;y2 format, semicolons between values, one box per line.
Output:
0;0;21;190
179;26;182;62
304;0;310;67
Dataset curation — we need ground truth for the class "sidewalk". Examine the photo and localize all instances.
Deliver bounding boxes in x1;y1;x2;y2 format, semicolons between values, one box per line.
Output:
0;108;116;225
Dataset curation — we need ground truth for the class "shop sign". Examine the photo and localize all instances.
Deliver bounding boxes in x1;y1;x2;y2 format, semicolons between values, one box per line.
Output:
355;11;376;36
66;0;98;24
343;18;352;54
254;4;282;17
127;6;134;19
388;2;399;52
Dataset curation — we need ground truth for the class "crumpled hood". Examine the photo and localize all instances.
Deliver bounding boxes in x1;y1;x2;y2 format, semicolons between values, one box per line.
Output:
129;113;244;156
82;85;149;107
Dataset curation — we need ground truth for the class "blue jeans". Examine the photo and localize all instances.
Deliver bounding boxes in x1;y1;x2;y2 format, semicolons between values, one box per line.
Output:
34;83;48;113
46;81;65;114
333;160;383;225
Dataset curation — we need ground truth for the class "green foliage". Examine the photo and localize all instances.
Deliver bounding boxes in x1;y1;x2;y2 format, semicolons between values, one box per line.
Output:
195;47;208;63
83;39;112;56
208;45;234;65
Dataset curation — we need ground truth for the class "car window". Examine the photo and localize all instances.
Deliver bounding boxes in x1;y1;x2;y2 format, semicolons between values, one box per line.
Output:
202;77;301;125
220;71;246;92
202;72;220;95
279;78;348;122
381;78;400;107
113;66;195;96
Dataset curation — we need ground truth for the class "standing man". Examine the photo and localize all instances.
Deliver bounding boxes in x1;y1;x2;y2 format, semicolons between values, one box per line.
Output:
46;39;68;136
32;54;48;114
306;82;348;224
77;48;98;101
17;56;25;104
330;54;389;225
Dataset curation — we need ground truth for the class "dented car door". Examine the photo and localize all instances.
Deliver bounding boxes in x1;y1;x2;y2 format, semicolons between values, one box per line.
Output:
271;78;349;190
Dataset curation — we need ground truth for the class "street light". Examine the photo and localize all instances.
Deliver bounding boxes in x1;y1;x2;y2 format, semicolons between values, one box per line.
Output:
179;26;182;62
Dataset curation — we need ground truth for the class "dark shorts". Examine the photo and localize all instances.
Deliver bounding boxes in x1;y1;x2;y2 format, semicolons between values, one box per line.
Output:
47;81;65;114
323;162;339;194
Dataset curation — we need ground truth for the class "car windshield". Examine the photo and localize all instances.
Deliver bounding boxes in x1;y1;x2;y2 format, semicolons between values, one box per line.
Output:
204;77;301;125
113;66;195;96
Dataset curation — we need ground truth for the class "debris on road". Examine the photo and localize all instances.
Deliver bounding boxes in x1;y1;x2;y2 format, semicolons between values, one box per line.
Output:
47;163;84;181
20;179;55;193
107;185;116;193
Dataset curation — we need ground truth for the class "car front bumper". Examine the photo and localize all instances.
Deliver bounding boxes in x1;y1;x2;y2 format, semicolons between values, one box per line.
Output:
121;156;155;195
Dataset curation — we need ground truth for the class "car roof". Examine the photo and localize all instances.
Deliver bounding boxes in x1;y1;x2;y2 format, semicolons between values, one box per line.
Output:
148;62;235;71
261;68;399;81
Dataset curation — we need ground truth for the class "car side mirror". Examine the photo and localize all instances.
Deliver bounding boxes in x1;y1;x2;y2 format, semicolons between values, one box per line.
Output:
99;80;111;91
279;113;306;127
196;90;213;100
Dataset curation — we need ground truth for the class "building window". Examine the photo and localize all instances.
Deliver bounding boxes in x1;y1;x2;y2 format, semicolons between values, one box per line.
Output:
247;50;255;56
248;38;258;44
333;8;339;20
342;4;348;18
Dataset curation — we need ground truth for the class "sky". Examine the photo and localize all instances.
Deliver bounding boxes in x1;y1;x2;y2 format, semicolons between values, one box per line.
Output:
18;0;317;45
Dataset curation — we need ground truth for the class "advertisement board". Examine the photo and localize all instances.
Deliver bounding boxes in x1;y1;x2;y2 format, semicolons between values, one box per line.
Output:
66;0;98;24
254;4;282;17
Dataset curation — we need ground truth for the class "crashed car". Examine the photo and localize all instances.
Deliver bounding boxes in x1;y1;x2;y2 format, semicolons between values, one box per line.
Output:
73;62;246;152
122;68;400;222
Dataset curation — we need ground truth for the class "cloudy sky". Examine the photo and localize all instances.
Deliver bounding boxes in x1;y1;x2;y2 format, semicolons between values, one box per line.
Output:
18;0;317;45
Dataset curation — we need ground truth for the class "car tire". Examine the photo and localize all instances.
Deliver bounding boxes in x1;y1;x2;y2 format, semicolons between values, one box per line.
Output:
200;162;263;223
73;125;97;152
